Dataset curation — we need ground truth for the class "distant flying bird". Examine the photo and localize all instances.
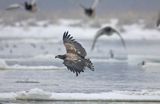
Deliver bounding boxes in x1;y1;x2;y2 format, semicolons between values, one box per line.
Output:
6;0;37;12
91;26;126;50
55;31;94;76
156;12;160;28
80;0;99;18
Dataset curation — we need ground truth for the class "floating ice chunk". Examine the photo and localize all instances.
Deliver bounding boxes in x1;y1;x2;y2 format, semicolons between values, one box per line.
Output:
36;21;50;27
1;88;160;102
142;62;160;72
58;19;81;26
10;64;65;70
0;59;8;69
0;92;17;102
16;88;52;100
49;91;160;101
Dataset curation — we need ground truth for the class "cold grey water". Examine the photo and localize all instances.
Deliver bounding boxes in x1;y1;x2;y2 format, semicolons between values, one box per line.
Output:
0;36;160;104
0;39;160;93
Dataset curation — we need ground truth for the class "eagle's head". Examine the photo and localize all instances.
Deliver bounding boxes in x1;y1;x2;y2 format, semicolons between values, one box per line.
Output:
55;55;66;60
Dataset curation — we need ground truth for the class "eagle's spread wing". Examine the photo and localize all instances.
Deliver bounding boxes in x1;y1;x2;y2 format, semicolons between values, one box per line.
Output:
91;0;99;9
63;31;87;57
6;4;22;10
31;0;37;5
91;31;101;50
114;30;126;48
91;28;108;50
63;58;85;76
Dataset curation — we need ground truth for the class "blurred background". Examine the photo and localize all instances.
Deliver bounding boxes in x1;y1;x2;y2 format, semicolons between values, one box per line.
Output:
0;0;160;26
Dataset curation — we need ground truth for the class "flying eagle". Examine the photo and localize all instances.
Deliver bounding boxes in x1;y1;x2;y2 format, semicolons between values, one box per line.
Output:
91;26;126;50
80;0;99;18
6;0;37;12
55;31;94;76
156;12;160;28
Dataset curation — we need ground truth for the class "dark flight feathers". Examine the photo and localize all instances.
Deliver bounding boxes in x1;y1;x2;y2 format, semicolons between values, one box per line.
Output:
56;31;94;76
63;31;87;57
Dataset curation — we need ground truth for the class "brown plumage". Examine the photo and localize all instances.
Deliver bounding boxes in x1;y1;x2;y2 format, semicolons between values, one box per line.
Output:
55;31;94;76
